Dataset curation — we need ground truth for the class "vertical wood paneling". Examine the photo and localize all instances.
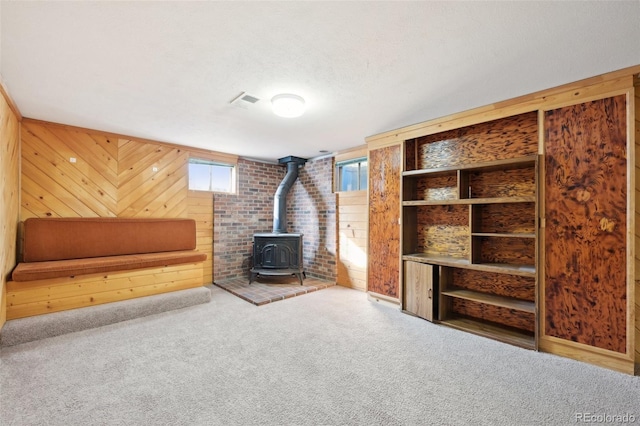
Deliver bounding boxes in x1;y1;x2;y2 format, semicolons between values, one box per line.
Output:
545;95;628;353
0;89;20;329
368;144;401;298
337;191;367;291
188;190;214;284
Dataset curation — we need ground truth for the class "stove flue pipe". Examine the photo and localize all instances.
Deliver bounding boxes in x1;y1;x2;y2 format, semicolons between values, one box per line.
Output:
273;156;307;234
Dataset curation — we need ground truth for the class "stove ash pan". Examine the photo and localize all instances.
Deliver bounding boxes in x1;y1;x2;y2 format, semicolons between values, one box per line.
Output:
250;233;305;285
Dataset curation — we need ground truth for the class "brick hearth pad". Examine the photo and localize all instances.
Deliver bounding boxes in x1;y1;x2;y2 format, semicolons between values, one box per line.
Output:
213;276;335;306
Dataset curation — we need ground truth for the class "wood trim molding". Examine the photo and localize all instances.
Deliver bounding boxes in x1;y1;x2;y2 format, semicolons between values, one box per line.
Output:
367;64;640;145
0;75;23;121
539;336;635;375
335;145;367;163
367;291;401;307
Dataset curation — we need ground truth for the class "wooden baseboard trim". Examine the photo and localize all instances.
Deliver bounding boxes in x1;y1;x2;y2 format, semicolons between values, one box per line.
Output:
540;336;635;375
367;291;400;309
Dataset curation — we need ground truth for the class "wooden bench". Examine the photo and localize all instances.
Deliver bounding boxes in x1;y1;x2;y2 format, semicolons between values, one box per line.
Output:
6;217;207;319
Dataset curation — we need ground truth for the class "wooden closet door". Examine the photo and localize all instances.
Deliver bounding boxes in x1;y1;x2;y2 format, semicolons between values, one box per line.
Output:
544;95;628;353
367;143;401;299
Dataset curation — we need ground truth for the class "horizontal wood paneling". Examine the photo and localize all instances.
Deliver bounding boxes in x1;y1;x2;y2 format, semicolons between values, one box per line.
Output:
337;191;367;291
188;190;213;285
6;263;203;319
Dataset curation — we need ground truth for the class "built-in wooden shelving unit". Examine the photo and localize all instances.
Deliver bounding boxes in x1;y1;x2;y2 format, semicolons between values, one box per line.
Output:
369;65;640;374
401;112;539;350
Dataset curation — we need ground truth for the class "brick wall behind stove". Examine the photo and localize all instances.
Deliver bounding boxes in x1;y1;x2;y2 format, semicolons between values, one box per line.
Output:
213;159;281;280
287;157;337;281
214;156;337;282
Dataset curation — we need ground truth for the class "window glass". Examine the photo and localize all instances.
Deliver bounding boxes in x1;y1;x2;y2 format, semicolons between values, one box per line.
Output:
359;161;368;191
340;163;360;191
188;159;235;193
336;158;367;192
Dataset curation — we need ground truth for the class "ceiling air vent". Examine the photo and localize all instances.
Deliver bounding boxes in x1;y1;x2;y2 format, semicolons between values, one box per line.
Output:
230;92;260;109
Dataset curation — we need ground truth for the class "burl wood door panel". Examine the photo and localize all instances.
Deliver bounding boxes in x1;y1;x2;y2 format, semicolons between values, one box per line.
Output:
544;95;627;353
368;144;401;298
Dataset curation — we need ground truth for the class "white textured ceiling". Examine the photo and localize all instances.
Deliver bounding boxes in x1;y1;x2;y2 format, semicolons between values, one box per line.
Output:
2;1;639;162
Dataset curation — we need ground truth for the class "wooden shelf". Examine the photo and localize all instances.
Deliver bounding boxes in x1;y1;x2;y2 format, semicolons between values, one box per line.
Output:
401;119;539;350
403;155;538;177
402;254;470;267
439;317;536;350
469;263;535;277
403;196;535;206
472;232;536;239
441;289;535;313
402;254;535;277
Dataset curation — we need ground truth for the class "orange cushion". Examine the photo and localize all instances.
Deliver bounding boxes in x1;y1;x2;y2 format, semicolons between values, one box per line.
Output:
22;218;197;262
11;250;207;282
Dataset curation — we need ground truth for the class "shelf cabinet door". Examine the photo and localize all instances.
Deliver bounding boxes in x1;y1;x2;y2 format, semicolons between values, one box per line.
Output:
368;143;401;299
544;94;628;354
404;261;437;321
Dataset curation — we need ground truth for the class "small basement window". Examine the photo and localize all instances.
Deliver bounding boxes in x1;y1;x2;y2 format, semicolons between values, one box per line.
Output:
188;159;235;193
336;157;367;192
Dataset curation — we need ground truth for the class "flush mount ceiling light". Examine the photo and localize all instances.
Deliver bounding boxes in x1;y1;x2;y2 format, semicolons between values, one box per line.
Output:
271;94;305;118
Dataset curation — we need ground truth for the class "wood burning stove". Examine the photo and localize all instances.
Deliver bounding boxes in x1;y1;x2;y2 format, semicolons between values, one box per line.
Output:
250;233;305;285
249;156;307;285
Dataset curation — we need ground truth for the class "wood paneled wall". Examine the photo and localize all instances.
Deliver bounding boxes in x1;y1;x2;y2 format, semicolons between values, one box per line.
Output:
20;119;219;283
337;191;367;291
0;86;21;329
188;190;214;285
368;143;401;299
117;138;189;218
544;96;628;353
21;121;119;218
415;112;538;168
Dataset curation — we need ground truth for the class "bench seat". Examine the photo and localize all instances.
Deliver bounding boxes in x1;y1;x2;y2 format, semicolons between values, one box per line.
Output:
11;250;207;282
5;217;208;321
